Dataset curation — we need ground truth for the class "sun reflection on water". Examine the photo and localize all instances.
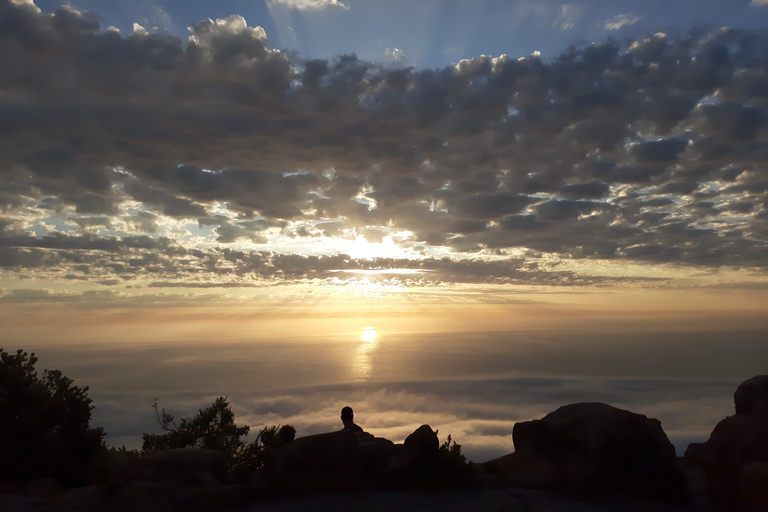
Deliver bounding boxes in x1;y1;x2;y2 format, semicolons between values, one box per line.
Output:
352;328;378;380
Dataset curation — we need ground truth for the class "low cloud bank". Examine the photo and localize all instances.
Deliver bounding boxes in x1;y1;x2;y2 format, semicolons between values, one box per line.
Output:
92;376;738;461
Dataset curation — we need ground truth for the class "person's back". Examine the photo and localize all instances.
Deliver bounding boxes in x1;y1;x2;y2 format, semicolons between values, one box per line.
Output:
340;406;364;432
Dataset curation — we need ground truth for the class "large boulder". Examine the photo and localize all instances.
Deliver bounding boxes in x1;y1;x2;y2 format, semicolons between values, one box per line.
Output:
403;424;439;459
705;411;768;512
378;424;477;491
260;430;395;495
375;425;445;490
695;376;768;512
737;461;768;512
734;375;768;415
485;403;687;501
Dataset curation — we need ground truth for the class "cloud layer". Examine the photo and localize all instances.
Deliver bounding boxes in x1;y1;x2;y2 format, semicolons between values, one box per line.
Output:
32;332;761;461
1;2;767;294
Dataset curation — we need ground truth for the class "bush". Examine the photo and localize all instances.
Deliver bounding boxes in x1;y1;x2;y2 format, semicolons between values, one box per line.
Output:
230;425;286;482
142;396;250;453
0;348;106;486
439;434;467;464
142;397;286;482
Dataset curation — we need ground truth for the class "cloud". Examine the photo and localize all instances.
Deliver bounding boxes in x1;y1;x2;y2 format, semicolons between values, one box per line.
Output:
750;0;768;6
26;328;763;460
0;1;766;296
604;13;640;31
269;0;348;11
93;369;743;460
384;47;406;64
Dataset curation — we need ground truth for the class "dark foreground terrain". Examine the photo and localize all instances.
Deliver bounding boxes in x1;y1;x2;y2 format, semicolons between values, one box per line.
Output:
1;375;766;512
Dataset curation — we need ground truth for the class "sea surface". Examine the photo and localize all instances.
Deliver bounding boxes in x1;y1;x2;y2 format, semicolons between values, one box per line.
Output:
18;328;767;462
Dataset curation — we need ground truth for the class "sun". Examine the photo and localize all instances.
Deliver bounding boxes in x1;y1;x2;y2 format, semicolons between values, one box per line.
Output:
361;326;377;342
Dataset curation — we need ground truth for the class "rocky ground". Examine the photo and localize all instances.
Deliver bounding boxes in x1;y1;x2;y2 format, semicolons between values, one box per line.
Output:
2;374;766;512
0;463;714;512
0;484;710;512
224;488;701;512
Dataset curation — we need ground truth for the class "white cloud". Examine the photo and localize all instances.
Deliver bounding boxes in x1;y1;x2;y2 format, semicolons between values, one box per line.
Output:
555;4;582;30
385;47;405;64
750;0;768;5
9;0;40;12
605;13;640;31
269;0;348;10
132;22;148;36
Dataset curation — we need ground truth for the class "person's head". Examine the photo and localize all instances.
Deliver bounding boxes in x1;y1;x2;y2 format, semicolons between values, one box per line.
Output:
278;424;296;442
340;406;354;422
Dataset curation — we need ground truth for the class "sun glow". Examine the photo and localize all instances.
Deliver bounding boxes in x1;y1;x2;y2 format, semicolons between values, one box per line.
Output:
361;326;377;342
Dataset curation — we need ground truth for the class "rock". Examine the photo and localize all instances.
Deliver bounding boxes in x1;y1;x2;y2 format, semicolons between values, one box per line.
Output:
684;442;708;468
263;430;395;495
737;461;768;512
57;485;103;512
96;448;230;511
137;447;229;484
187;483;246;510
491;403;687;501
108;479;173;512
684;465;714;512
705;412;768;512
698;376;768;511
101;448;228;488
482;451;561;489
0;493;47;512
734;375;768;415
24;476;59;499
0;480;21;495
376;425;478;491
403;425;439;459
247;468;271;499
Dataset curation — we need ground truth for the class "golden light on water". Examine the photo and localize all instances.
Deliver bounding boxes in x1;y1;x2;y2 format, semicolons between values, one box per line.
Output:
361;327;377;342
352;327;378;380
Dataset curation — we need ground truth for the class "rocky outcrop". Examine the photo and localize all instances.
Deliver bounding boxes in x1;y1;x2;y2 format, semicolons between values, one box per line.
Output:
404;424;439;457
375;424;449;490
699;375;768;512
12;395;753;510
484;402;687;501
254;429;396;495
0;449;245;511
734;374;768;415
252;424;475;495
99;448;244;511
106;447;230;486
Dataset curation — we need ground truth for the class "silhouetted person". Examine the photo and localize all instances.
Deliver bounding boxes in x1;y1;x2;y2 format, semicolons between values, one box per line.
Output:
340;406;363;432
278;424;296;443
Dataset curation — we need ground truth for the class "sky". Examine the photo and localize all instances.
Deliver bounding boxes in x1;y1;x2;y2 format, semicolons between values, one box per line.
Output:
1;0;767;459
1;0;767;340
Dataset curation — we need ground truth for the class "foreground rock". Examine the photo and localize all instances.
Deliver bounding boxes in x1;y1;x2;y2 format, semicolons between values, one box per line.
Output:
698;375;768;512
734;374;768;415
100;447;244;511
484;402;687;502
252;429;395;495
251;424;474;496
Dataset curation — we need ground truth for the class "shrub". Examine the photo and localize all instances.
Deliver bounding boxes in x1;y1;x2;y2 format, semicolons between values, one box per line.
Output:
142;397;286;482
0;348;106;486
230;425;286;482
439;434;467;464
142;396;249;453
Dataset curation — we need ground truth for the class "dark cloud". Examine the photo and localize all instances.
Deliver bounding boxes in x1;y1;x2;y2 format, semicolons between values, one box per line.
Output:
0;1;766;295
